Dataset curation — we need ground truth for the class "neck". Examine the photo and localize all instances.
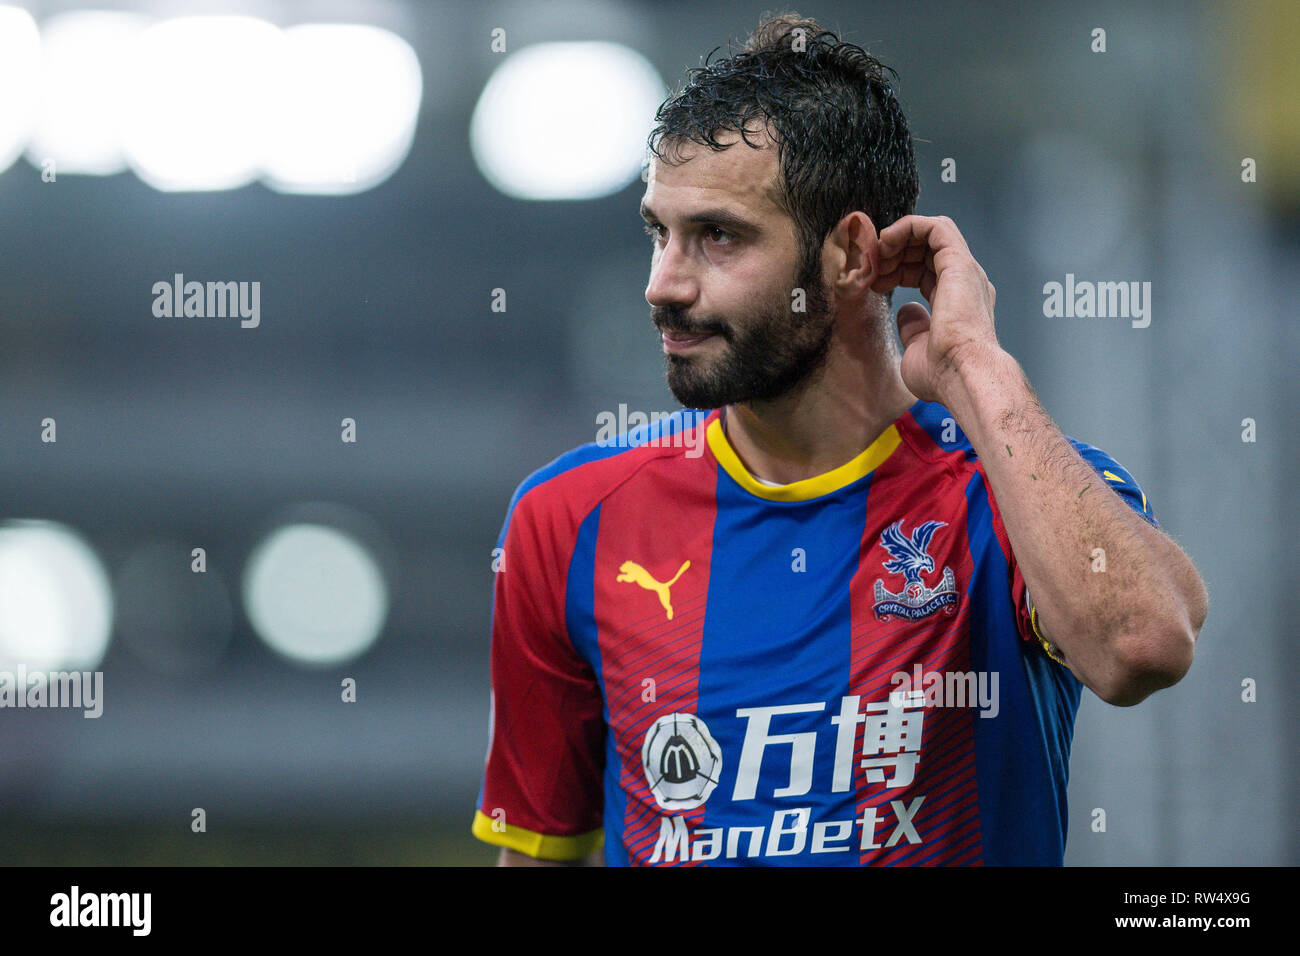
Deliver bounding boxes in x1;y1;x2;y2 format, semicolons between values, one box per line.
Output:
721;314;917;485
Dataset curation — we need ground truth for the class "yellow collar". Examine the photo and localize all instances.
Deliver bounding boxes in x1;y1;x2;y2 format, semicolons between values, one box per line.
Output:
706;417;903;502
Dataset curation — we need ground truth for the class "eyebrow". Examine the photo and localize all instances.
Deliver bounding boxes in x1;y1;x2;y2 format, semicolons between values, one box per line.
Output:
639;202;758;235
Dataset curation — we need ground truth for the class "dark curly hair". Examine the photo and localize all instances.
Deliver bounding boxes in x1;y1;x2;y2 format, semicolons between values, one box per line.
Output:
647;12;919;299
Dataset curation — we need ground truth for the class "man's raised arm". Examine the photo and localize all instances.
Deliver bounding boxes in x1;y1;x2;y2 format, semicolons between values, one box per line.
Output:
872;214;1209;705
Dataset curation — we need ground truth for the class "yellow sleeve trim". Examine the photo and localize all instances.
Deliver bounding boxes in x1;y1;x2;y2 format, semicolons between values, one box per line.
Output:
1027;594;1067;666
471;810;604;861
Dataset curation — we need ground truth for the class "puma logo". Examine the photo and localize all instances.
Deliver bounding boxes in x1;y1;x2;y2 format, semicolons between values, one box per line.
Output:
616;560;691;620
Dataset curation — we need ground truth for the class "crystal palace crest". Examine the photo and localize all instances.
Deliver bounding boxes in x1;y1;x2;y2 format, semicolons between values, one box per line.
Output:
872;519;959;621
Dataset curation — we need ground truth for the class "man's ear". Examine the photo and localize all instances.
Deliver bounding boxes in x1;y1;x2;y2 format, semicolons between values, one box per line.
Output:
829;211;880;295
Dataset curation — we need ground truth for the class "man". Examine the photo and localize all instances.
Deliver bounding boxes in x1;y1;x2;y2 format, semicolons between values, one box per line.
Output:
472;14;1208;866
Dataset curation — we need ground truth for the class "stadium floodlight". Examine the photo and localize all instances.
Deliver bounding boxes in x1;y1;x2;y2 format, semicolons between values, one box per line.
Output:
470;41;666;200
262;24;423;195
0;6;41;177
242;522;388;668
24;11;151;176
119;15;281;191
0;520;114;672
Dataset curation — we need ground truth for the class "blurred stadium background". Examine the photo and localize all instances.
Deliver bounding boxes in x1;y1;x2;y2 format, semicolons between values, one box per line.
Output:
0;0;1294;866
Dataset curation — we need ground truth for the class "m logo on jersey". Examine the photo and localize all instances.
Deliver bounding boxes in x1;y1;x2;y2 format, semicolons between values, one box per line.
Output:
873;520;959;621
641;712;722;810
616;559;690;620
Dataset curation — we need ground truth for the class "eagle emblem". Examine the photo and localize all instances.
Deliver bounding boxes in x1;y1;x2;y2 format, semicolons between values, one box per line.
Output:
873;520;959;621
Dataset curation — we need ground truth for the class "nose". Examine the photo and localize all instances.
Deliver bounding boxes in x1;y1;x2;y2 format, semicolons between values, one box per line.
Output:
644;236;699;310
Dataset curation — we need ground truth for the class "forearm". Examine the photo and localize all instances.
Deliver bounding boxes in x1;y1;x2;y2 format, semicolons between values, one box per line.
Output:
939;346;1207;704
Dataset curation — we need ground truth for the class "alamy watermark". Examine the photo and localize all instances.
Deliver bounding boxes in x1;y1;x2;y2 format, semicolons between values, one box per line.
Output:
1042;274;1151;328
50;886;150;936
889;664;999;718
596;404;706;458
151;273;260;328
0;665;103;717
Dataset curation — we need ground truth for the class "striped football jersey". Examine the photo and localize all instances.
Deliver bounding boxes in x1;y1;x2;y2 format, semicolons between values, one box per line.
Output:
472;399;1157;865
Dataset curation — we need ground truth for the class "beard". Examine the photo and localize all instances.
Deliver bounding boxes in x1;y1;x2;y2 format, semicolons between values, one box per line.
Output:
653;253;834;410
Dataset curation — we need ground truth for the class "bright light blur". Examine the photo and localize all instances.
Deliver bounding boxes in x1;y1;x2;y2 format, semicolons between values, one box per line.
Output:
0;6;41;176
120;16;283;191
262;24;423;195
242;522;388;667
4;11;423;193
25;11;150;175
470;41;665;200
0;520;114;672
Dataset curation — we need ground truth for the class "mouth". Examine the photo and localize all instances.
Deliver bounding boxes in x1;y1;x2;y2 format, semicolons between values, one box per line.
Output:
660;329;719;354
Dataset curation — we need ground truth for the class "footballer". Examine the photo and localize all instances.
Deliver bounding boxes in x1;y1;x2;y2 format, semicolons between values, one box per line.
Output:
472;13;1209;866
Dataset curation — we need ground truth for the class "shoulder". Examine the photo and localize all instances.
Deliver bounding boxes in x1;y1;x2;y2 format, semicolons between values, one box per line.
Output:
499;409;715;541
900;400;1157;526
902;399;1136;469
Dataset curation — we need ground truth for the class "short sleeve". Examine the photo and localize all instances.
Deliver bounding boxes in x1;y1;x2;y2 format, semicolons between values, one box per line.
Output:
471;487;606;860
998;440;1158;664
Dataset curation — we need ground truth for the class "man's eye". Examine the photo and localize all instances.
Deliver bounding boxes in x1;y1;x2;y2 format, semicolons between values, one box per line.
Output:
705;226;732;243
643;222;664;242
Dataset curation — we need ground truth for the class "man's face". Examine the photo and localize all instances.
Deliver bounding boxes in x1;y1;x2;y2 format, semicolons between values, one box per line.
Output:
641;131;833;410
